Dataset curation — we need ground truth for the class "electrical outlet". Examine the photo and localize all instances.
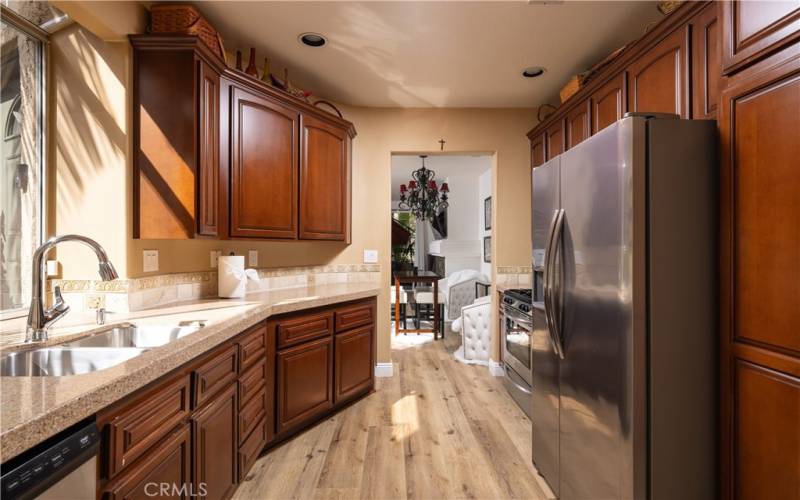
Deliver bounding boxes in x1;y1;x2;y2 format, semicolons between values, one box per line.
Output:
363;249;378;263
46;260;59;277
210;250;221;268
248;250;258;267
143;250;159;273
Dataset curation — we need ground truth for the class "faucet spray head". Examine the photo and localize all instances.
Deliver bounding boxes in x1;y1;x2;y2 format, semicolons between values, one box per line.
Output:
98;261;119;281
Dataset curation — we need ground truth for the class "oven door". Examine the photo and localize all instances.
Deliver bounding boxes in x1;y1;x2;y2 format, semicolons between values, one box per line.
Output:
502;306;532;386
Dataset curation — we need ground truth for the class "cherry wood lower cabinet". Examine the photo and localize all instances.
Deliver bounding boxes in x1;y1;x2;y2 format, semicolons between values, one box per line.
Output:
97;297;375;499
191;384;237;500
103;425;193;500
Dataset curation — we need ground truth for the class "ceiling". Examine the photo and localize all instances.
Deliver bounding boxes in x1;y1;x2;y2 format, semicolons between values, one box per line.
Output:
200;1;663;108
391;154;491;202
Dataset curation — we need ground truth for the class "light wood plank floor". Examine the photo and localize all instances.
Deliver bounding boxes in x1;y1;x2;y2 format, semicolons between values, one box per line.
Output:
234;331;553;500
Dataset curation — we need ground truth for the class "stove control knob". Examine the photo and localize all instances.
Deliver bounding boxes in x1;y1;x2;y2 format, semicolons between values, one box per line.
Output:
520;304;531;313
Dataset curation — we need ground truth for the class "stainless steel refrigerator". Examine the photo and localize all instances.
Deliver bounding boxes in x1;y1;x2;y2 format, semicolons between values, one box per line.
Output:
531;114;717;500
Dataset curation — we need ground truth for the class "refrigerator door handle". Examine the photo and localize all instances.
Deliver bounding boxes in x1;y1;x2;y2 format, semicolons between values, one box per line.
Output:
544;209;565;358
551;209;566;359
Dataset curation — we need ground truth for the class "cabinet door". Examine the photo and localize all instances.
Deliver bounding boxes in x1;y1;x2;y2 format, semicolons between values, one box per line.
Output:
230;86;298;239
565;101;591;149
627;27;689;117
545;120;565;161
104;425;192;500
299;114;350;241
276;336;334;435
191;384;238;500
530;133;546;168
690;4;721;119
722;0;800;74
591;72;627;134
197;60;219;237
334;326;374;404
719;50;800;500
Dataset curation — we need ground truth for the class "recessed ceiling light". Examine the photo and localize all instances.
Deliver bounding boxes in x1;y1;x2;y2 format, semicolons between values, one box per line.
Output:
522;66;546;78
298;32;327;48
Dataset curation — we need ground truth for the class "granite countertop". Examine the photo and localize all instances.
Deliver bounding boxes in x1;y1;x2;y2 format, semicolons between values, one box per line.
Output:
0;282;380;462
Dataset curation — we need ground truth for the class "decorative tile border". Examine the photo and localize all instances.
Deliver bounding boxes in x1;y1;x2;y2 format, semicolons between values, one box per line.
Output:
49;264;381;313
496;266;532;288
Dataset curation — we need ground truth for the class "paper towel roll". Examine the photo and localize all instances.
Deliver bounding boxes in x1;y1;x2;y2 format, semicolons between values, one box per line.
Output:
218;256;246;298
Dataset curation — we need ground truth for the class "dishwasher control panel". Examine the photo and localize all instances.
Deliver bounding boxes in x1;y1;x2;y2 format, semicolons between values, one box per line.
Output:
1;420;99;500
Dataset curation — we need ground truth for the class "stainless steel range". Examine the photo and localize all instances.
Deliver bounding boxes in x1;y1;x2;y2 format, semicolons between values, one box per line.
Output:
501;288;533;418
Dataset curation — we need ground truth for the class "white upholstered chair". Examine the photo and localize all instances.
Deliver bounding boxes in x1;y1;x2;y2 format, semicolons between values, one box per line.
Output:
451;295;492;364
414;289;446;333
438;270;490;321
390;287;409;329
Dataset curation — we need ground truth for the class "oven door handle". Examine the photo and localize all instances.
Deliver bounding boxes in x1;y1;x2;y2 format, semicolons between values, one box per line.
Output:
505;366;533;395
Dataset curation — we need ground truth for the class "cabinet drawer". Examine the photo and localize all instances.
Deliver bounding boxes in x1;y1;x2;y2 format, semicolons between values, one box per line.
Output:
238;323;267;372
239;357;267;410
239;389;268;445
193;344;238;408
103;424;192;500
238;417;267;482
104;375;190;478
335;302;373;332
276;311;333;349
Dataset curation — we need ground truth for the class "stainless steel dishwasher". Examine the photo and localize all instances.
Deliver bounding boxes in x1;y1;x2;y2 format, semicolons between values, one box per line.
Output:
1;419;99;500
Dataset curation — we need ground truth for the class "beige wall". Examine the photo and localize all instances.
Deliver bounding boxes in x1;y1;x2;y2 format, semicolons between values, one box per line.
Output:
48;23;537;364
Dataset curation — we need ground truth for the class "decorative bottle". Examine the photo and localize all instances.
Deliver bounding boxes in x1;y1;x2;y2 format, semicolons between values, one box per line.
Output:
245;48;259;77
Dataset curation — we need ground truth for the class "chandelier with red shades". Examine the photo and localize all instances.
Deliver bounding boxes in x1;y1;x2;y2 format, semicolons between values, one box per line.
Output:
398;155;449;221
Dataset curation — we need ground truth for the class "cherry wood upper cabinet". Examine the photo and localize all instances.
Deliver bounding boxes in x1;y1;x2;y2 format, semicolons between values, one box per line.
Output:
545;120;565;161
565;101;591;149
721;0;800;74
591;72;627;134
230;85;298;239
627;27;690;117
531;133;546;168
299;114;351;241
131;37;224;239
197;61;220;237
719;47;800;500
690;4;721;119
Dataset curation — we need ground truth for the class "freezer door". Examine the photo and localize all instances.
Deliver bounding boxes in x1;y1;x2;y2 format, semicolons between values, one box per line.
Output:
557;117;646;500
531;157;561;495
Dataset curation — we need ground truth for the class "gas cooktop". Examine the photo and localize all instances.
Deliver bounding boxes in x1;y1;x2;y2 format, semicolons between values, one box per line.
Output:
502;288;532;314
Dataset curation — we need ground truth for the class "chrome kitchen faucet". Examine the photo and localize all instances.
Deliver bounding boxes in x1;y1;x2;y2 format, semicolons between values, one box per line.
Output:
26;234;118;342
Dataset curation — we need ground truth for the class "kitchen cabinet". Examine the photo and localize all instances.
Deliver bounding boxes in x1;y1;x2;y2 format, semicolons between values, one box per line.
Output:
591;72;627;134
565;101;591;149
102;425;192;500
719;44;800;500
721;0;800;74
229;85;299;239
131;37;224;239
690;4;721;119
627;26;689;117
191;384;238;500
299;113;351;241
334;325;374;404
92;297;374;493
132;36;356;242
276;336;334;435
530;133;546;168
545;120;565;161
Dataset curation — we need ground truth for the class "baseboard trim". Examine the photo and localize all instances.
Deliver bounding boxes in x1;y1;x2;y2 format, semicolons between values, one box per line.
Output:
489;359;505;377
375;362;394;377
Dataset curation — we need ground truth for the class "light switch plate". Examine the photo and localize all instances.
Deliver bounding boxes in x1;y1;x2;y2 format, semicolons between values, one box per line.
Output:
210;250;221;268
46;260;59;277
363;249;378;263
248;250;258;267
143;250;159;273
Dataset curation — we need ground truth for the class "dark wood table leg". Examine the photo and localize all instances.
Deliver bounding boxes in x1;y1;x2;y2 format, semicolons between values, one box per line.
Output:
433;279;439;340
395;278;401;336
